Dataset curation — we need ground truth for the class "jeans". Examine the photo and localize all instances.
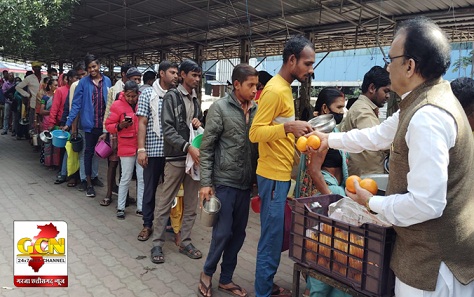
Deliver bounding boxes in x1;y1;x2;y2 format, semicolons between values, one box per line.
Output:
203;185;250;284
60;150;67;177
28;109;35;131
117;155;144;211
79;130;98;181
3;102;11;132
255;175;290;297
12;109;18;134
0;104;4;129
83;128;102;179
142;157;166;228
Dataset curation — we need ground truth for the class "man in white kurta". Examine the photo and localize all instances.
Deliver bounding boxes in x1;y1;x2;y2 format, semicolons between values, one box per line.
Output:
310;17;474;297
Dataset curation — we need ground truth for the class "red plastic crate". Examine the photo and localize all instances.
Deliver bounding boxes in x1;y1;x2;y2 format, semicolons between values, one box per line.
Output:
289;195;396;297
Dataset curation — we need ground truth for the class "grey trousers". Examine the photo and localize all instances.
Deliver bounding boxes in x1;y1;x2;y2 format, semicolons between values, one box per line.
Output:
152;160;199;248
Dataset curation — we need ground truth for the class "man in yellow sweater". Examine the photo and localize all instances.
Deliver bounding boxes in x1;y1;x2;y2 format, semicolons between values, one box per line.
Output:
249;35;315;297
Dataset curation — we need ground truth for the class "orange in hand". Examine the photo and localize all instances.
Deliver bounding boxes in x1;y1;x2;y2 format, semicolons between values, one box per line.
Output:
360;178;378;195
307;135;321;150
345;175;362;194
296;136;308;152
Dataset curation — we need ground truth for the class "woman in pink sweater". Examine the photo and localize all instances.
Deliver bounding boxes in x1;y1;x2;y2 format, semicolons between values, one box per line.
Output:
105;81;144;219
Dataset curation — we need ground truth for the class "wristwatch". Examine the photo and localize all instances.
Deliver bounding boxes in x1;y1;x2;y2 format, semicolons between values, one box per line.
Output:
366;196;377;214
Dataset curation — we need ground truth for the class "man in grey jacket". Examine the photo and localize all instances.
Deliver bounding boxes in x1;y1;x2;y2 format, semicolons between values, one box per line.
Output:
150;59;203;264
197;64;258;297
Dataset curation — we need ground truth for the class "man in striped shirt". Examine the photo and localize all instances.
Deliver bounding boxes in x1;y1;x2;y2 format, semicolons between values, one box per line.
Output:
136;61;178;242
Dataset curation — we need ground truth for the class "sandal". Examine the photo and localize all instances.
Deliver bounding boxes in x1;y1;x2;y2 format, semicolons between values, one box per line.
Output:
137;227;153;241
67;180;77;187
150;246;164;264
271;284;292;297
198;272;212;297
218;283;247;297
179;243;202;259
100;198;112;206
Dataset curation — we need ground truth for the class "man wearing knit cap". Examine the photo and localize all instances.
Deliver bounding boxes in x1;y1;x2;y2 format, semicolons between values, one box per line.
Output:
126;67;142;85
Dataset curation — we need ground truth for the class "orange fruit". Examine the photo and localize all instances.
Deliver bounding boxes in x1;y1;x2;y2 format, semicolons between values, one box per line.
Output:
360;178;378;195
307;135;321;150
296;136;308;152
345;175;362;194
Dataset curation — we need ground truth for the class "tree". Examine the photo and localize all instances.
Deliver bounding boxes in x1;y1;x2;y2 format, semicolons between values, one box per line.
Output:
452;50;474;78
0;0;78;61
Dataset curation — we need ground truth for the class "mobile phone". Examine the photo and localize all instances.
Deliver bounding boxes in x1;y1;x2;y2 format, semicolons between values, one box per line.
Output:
125;116;132;122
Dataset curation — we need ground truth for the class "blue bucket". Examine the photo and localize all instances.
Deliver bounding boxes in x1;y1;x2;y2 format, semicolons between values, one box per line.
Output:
51;130;70;148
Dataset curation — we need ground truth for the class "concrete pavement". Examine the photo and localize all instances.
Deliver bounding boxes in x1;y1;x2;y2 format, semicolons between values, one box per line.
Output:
0;134;303;297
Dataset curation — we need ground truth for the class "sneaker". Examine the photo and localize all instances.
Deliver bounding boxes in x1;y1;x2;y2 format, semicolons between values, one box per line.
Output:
86;186;96;197
1;131;7;135
77;181;87;191
117;209;125;220
91;177;104;187
136;210;143;217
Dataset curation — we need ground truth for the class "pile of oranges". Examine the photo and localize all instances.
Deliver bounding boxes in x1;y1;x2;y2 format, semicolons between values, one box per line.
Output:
296;135;321;152
346;175;378;195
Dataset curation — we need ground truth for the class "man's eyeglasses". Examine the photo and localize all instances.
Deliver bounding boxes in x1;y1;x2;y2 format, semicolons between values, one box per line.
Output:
383;54;416;65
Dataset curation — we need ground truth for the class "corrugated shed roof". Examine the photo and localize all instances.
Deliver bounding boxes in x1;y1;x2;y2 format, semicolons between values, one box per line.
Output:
29;0;474;62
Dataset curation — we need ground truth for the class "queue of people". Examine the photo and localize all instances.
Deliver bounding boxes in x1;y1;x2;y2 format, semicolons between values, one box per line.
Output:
1;15;473;297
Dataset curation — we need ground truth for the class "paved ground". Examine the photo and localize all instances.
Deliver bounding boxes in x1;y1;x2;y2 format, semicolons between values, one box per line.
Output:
0;133;305;297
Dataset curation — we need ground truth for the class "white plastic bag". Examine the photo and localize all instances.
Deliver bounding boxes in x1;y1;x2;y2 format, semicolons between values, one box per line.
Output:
328;197;392;227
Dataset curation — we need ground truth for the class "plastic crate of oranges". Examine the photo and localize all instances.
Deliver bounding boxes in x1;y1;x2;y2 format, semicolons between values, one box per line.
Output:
289;194;396;297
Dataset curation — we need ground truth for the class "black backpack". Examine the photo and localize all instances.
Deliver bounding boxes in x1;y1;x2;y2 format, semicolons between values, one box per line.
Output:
4;84;17;101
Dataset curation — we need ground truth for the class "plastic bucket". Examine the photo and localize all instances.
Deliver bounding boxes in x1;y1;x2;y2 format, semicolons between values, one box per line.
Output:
201;196;221;227
95;140;113;159
251;196;261;213
192;134;203;149
70;133;83;152
51;130;70;148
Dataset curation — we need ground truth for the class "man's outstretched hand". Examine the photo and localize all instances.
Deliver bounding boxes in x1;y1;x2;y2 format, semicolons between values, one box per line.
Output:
284;120;313;138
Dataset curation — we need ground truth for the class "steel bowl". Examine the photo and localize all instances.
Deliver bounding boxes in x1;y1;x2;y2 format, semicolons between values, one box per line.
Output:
19;118;30;126
361;173;389;195
39;130;52;143
31;134;39;146
308;114;336;133
201;196;221;227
